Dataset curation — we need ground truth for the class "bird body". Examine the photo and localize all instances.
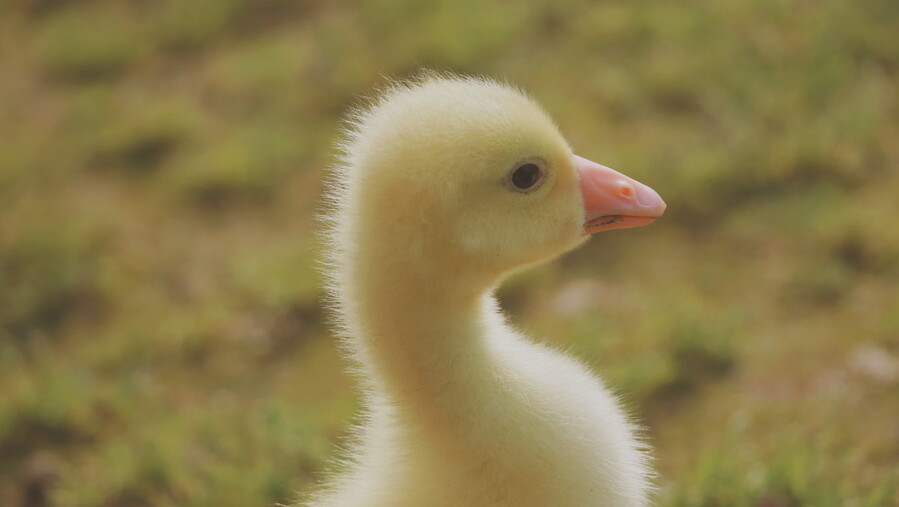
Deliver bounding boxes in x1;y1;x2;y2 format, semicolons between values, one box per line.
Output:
308;73;665;507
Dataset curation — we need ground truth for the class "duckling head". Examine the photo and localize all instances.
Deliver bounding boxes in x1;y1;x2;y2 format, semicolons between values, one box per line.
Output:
336;74;665;291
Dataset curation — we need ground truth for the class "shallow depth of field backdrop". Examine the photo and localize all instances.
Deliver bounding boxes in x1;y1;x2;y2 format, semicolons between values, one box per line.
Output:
1;0;898;505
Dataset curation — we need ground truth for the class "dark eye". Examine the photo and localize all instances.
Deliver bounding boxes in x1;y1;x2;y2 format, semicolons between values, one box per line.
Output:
510;163;544;192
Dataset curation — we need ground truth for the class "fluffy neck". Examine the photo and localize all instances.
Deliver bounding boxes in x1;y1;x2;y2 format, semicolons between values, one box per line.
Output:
344;245;499;414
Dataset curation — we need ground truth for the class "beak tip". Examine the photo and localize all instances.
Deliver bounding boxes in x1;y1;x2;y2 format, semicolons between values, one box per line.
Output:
649;194;667;217
632;182;666;217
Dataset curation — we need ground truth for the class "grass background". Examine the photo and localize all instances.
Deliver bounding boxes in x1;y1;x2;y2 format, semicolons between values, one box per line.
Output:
1;0;898;505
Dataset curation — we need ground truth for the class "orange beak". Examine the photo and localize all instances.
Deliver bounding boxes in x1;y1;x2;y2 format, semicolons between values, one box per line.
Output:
575;155;666;235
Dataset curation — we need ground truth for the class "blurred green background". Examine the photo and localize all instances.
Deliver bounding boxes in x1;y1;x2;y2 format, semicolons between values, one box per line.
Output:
1;0;898;505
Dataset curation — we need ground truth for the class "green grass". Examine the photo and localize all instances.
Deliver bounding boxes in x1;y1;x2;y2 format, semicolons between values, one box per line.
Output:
32;3;148;82
1;0;898;505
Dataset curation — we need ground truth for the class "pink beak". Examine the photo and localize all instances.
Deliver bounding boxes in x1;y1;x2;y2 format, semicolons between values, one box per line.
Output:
575;155;666;235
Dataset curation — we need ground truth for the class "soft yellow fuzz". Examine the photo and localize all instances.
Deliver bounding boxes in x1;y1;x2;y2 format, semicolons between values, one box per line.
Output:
308;73;651;507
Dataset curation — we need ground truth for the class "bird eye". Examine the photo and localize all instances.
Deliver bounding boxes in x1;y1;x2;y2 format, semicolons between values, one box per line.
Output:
509;163;544;192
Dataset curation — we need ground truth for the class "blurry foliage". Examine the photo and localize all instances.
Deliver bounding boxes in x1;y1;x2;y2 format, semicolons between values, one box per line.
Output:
32;3;148;82
0;225;108;347
165;123;299;209
90;98;202;176
1;0;898;505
